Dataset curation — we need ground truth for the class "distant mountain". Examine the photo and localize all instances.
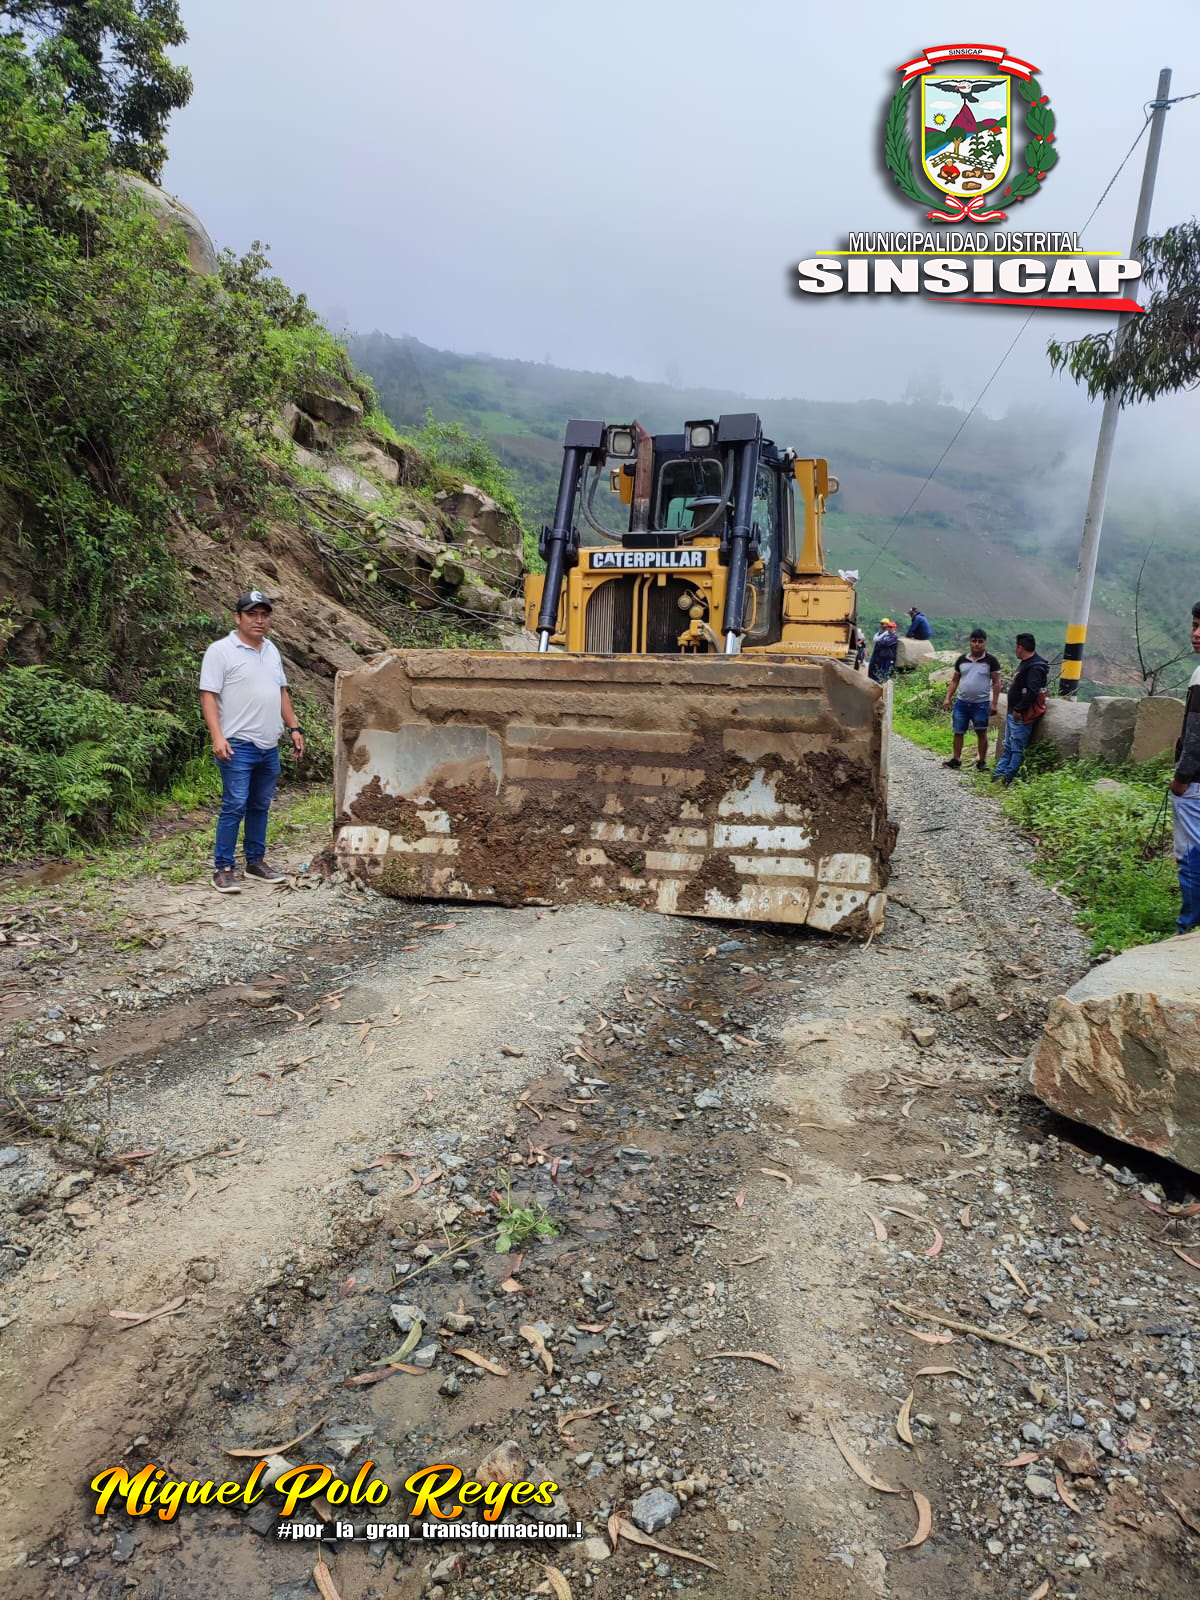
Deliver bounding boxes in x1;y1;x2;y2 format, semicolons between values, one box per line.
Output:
924;115;1006;157
349;332;1193;689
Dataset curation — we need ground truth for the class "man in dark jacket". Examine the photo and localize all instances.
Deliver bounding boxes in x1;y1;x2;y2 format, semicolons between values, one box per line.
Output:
993;633;1048;786
1169;602;1200;933
905;606;932;641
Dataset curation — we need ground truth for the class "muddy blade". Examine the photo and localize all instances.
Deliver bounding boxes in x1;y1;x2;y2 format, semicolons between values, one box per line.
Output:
334;650;893;934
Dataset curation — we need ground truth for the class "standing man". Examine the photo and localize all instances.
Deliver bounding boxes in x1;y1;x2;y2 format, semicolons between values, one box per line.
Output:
905;605;932;641
200;590;305;893
868;619;899;684
993;633;1048;786
1169;601;1200;934
942;627;1001;771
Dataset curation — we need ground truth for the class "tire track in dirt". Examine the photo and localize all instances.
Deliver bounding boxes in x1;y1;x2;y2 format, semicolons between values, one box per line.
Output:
0;904;663;1573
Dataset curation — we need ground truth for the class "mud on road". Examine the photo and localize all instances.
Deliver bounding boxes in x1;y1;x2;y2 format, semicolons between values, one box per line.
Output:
1;739;1198;1600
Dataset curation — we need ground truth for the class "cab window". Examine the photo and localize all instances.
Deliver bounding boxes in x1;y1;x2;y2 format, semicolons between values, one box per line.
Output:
745;463;778;637
656;457;723;530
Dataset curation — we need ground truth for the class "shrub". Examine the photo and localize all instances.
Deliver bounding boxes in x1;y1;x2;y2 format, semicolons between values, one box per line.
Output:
999;761;1177;953
0;667;184;853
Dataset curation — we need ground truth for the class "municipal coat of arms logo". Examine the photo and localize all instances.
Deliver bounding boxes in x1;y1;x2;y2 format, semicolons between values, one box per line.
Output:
885;44;1057;222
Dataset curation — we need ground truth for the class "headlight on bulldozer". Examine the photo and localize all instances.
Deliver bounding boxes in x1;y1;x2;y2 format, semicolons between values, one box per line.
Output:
605;426;636;457
685;420;715;451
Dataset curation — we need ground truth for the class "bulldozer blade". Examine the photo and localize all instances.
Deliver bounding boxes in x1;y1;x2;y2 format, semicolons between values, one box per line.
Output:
334;650;894;934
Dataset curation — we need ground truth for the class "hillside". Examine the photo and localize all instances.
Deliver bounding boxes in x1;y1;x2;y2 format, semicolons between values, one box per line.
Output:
351;332;1195;691
0;33;528;858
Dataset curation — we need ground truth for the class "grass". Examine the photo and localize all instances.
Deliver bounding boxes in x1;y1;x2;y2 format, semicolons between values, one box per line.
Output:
1000;764;1176;955
893;665;1178;953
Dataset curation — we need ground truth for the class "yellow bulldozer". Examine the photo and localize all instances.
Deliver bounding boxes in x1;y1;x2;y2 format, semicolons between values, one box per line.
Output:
333;414;894;933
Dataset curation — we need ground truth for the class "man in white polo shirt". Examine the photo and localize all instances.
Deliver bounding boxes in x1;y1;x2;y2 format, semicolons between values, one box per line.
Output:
200;591;305;893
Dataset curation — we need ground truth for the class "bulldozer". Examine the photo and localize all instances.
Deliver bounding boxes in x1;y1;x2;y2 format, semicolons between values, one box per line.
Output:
333;413;894;933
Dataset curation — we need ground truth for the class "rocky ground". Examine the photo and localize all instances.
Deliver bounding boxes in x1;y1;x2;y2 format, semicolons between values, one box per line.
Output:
0;740;1198;1600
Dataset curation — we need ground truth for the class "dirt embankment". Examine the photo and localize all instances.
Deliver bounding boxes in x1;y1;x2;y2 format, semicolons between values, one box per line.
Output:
0;741;1197;1600
2;383;527;711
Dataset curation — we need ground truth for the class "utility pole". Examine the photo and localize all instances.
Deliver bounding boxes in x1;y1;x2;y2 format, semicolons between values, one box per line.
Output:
1059;67;1172;697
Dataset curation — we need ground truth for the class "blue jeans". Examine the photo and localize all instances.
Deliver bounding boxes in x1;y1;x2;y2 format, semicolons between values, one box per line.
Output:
995;713;1035;780
1172;787;1200;934
214;739;280;868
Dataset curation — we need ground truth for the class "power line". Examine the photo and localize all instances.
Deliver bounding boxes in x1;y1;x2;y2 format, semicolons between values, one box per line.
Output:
858;315;1034;582
1076;113;1152;237
859;101;1170;584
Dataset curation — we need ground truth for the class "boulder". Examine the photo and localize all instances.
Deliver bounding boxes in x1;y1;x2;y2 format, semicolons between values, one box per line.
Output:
344;440;400;485
1030;933;1200;1173
929;666;955;685
116;174;218;274
1079;696;1137;764
1033;698;1089;760
298;377;364;430
991;692;1009;762
436;485;523;552
897;636;936;669
324;463;380;502
1131;694;1184;764
309;637;365;675
462;581;505;617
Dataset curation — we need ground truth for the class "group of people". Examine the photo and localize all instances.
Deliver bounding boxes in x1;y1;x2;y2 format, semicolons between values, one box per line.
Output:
860;606;930;681
939;627;1048;785
862;605;1050;786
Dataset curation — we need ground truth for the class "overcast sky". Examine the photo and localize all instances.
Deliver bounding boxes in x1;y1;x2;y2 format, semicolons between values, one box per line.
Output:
164;0;1200;437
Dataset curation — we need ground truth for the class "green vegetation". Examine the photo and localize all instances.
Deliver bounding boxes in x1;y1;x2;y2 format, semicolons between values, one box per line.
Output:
2;1;191;181
1001;762;1176;955
893;666;1177;953
0;667;183;855
493;1168;562;1254
0;25;518;861
1050;220;1200;406
0;36;330;691
891;666;957;757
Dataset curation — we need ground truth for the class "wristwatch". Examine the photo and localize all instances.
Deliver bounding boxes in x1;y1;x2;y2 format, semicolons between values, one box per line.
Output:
287;725;302;735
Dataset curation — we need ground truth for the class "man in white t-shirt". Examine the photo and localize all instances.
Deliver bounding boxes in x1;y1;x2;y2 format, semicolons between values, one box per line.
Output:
199;591;306;893
1168;602;1200;934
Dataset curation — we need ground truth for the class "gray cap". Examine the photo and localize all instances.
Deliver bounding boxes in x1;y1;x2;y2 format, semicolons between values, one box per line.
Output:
235;589;273;612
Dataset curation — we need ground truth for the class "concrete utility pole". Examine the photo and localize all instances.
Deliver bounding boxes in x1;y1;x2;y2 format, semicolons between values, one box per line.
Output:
1059;67;1172;697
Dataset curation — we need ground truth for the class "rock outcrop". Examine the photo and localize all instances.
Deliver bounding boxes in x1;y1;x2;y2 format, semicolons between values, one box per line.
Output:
116;174;219;275
1030;933;1200;1173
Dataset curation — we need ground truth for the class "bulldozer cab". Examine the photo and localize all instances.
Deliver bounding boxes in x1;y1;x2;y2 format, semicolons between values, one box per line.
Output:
526;415;855;660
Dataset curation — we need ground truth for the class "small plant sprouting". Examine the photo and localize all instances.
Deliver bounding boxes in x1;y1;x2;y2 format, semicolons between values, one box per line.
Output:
492;1168;561;1254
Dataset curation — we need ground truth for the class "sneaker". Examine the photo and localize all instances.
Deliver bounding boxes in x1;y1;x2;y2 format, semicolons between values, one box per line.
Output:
245;861;286;882
942;758;961;769
975;760;988;772
212;867;242;894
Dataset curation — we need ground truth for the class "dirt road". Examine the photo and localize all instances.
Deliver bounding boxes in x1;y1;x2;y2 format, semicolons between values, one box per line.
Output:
0;741;1198;1600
